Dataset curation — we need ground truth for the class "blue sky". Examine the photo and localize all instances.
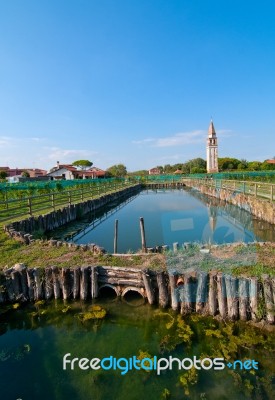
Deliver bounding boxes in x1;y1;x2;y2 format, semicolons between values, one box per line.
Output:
0;0;274;171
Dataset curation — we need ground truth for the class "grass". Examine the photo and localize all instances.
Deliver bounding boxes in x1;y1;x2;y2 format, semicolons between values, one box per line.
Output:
1;226;274;277
164;242;275;278
0;230;166;270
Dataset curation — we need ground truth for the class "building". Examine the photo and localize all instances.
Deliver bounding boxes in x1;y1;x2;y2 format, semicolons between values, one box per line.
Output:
148;167;162;175
47;162;106;180
0;167;47;178
206;119;219;173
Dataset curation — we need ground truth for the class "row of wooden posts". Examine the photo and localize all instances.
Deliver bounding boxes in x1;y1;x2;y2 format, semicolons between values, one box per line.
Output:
1;264;274;323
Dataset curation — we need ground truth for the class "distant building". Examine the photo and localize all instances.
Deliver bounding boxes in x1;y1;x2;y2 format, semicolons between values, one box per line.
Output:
47;162;106;180
206;120;219;173
266;159;275;164
148;167;162;175
0;166;47;178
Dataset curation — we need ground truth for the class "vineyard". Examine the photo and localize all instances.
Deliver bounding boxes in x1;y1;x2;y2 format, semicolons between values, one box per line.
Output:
0;178;134;223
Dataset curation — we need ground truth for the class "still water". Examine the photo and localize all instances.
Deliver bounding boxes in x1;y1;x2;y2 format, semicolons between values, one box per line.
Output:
0;297;274;400
53;188;275;252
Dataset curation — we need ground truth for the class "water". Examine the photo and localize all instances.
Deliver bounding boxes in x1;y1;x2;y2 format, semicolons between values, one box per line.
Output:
52;188;275;252
0;298;274;400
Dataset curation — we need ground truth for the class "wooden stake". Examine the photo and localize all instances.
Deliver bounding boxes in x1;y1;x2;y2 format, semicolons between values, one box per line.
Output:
262;275;275;324
168;272;178;310
80;267;89;300
33;268;44;300
45;267;53;300
91;266;99;299
26;268;35;301
216;273;227;319
249;278;259;321
142;269;155;305
238;278;249;321
52;267;61;299
196;271;208;313
73;268;80;299
208;272;218;316
224;275;238;320
156;271;168;307
139;217;147;253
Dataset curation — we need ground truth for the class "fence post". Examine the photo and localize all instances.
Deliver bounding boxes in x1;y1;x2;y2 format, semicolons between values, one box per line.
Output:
68;191;71;206
81;187;84;201
243;182;246;194
255;183;257;197
271;185;274;202
51;193;55;210
139;217;147;253
28;197;32;216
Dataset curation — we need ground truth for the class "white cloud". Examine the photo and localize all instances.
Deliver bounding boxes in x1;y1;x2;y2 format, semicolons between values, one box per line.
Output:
133;130;206;148
44;147;98;163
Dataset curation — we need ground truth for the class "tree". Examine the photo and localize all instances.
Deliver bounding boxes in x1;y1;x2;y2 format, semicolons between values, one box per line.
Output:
247;161;262;171
0;171;8;180
72;160;93;170
218;158;240;171
106;164;127;177
21;171;30;177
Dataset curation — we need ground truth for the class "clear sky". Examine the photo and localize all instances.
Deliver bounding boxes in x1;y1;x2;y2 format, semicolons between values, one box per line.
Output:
0;0;274;172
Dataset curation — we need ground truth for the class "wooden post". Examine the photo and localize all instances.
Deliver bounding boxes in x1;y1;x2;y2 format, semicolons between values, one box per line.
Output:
11;271;21;299
262;275;275;324
254;183;257;197
224;275;238;320
26;268;35;301
80;267;89;300
33;268;44;300
180;273;193;315
139;217;147;253
195;271;208;313
114;219;118;253
249;278;259;321
168;272;178;310
173;242;179;252
61;268;71;300
51;193;55;210
52;267;61;299
216;273;227;319
238;278;249;321
142;269;155;305
28;197;32;216
156;271;168;308
271;185;274;202
45;267;54;300
18;267;28;300
73;268;80;299
91;266;99;299
5;277;16;302
208;272;218;316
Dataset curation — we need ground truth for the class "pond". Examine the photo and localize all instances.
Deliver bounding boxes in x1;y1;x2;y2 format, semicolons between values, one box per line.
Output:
51;188;275;253
0;297;275;400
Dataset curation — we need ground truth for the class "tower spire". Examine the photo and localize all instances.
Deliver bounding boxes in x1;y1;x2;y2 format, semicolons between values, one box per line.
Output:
206;119;219;173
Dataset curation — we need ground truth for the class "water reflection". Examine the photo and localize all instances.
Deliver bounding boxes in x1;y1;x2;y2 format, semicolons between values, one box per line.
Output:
51;189;275;252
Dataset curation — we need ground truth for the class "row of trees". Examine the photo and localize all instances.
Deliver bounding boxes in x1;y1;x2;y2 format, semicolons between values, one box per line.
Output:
1;156;274;182
144;157;275;175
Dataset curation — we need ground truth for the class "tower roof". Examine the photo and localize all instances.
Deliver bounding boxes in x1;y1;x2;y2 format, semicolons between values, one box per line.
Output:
208;119;216;136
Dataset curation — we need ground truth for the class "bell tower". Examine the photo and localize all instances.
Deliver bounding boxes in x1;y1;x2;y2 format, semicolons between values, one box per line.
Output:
206;119;219;173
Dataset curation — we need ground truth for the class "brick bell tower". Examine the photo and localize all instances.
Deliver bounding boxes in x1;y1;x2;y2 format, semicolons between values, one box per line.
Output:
206;119;219;173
